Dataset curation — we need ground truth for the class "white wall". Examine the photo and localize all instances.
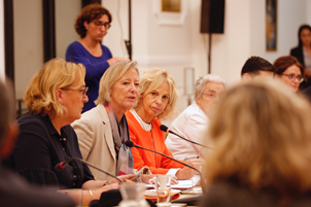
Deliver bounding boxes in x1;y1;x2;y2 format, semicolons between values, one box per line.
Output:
265;0;308;64
14;0;44;99
2;0;311;116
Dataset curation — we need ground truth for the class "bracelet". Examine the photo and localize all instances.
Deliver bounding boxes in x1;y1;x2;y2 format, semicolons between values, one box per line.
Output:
111;58;116;63
89;189;95;199
103;180;109;186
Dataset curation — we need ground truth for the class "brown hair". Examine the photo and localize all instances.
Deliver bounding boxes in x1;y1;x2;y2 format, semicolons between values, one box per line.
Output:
274;55;304;77
74;3;112;38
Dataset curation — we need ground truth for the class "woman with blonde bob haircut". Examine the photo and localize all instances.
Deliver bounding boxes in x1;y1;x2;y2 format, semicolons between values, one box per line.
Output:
126;68;196;179
201;80;311;206
3;58;129;206
72;61;140;181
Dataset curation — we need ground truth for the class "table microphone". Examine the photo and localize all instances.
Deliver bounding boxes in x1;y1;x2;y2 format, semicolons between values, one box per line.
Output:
54;157;123;183
160;124;212;149
125;140;206;190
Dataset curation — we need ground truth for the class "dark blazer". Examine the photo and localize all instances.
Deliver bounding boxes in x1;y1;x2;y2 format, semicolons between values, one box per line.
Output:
290;46;304;66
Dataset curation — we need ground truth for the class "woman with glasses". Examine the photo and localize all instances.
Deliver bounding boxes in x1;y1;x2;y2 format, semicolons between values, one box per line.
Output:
274;55;304;92
2;59;134;206
66;3;129;112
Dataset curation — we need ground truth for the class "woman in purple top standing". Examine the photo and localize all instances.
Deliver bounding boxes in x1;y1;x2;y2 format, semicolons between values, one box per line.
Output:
66;3;129;112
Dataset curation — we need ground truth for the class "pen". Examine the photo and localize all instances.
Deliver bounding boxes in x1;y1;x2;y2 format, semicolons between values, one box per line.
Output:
130;174;140;181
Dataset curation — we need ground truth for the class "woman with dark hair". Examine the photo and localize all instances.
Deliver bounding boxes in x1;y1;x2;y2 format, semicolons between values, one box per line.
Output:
274;55;304;92
290;24;311;89
66;3;129;112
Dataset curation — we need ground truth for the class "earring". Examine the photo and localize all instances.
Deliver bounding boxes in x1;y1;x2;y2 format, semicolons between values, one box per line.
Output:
60;101;63;105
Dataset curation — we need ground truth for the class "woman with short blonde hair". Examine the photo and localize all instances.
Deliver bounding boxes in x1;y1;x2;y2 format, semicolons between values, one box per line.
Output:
126;68;195;180
72;61;141;181
202;80;311;206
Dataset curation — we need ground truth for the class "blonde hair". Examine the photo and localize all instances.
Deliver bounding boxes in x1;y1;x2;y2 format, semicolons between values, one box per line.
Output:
24;58;85;117
134;68;178;120
95;61;138;105
205;80;311;197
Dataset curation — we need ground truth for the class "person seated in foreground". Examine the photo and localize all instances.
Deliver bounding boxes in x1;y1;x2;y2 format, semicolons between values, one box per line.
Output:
241;56;275;80
201;80;311;206
0;78;75;207
165;74;225;160
125;68;199;180
2;58;134;206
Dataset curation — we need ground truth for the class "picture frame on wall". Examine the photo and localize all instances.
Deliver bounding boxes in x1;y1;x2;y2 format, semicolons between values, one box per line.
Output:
161;0;181;12
266;0;277;51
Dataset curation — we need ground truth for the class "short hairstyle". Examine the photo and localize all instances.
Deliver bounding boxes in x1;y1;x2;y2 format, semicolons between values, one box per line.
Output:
274;55;304;77
205;80;311;198
23;58;86;118
194;74;226;102
298;24;311;47
95;61;139;105
0;78;15;147
241;56;275;77
133;68;178;120
75;3;112;38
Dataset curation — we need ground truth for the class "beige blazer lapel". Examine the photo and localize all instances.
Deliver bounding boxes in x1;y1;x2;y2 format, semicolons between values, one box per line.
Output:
97;104;116;162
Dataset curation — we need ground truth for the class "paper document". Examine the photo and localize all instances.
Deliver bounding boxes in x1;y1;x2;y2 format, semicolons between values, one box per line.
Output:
145;175;201;190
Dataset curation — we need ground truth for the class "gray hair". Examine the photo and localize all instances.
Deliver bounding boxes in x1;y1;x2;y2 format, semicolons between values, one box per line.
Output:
0;78;15;147
195;74;226;97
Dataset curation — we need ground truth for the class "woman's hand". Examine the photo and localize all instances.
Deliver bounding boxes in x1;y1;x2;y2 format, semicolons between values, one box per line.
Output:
175;166;195;180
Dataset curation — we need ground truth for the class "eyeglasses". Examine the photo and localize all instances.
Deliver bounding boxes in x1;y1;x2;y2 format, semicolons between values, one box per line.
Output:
202;93;218;99
281;74;304;83
93;21;111;29
62;86;89;98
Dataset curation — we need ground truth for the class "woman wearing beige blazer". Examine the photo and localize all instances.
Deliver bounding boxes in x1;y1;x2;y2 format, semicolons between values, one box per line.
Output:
72;61;139;181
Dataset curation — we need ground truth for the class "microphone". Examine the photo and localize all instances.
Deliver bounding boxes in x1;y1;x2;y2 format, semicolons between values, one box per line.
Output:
55;157;123;183
160;124;212;149
125;141;206;189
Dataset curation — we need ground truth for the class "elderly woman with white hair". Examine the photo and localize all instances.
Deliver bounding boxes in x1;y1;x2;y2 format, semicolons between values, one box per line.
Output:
165;74;225;160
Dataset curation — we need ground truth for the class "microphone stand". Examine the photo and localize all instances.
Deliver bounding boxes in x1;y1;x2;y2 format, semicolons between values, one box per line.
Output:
126;141;206;191
55;157;123;184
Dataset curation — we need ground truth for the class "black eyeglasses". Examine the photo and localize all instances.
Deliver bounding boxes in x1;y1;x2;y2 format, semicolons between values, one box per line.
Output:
62;86;89;98
281;74;304;83
93;21;111;29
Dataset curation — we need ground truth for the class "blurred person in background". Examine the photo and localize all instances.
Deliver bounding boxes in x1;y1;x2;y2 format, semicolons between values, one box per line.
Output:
165;74;225;160
290;24;311;89
66;3;129;112
274;55;304;92
241;56;275;80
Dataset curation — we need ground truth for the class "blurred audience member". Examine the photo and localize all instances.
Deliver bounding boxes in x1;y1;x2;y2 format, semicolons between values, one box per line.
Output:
126;69;197;180
274;55;304;92
66;3;129;112
0;78;75;207
165;74;225;160
290;24;311;89
201;80;311;206
241;56;275;80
